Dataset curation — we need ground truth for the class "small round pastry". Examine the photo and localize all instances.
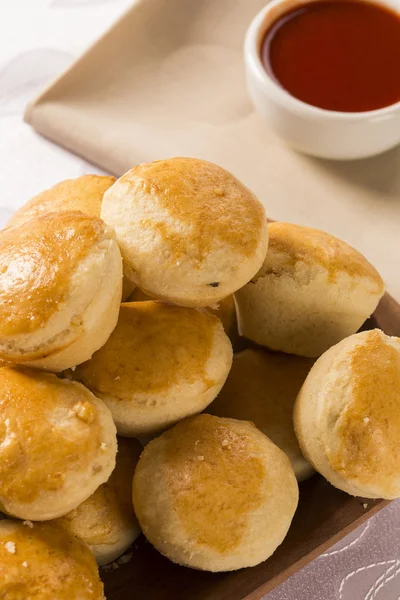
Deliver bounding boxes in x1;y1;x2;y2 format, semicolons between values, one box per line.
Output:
129;287;238;345
6;174;116;228
55;437;142;566
0;520;104;599
235;223;385;357
0;211;123;372
71;301;233;436
6;175;134;301
101;157;268;307
209;349;314;481
294;329;400;499
0;367;117;520
133;414;298;572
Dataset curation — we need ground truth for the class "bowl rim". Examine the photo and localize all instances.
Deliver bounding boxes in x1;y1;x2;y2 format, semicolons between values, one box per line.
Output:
244;0;400;122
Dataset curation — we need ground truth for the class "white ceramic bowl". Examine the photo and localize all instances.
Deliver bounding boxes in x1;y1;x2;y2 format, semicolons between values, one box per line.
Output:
244;0;400;160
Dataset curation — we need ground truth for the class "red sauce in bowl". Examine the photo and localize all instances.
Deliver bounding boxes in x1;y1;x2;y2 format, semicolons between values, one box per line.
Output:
261;0;400;112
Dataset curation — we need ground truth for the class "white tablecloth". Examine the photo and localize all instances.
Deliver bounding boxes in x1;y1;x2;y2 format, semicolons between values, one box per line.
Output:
0;2;399;598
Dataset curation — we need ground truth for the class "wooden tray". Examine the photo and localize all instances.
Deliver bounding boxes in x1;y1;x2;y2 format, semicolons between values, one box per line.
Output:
103;293;400;600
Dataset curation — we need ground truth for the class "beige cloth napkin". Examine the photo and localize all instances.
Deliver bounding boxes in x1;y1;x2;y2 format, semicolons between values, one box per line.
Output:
25;0;400;299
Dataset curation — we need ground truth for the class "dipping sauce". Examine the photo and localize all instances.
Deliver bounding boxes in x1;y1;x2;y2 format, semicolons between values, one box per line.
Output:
261;0;400;112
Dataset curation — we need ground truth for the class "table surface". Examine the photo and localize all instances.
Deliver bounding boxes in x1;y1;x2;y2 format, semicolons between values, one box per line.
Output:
1;2;399;599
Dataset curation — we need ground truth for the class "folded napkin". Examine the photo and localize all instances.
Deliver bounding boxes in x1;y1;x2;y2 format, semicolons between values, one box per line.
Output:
25;0;400;299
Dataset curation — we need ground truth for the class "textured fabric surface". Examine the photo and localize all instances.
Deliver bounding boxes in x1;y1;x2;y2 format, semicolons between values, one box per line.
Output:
0;1;399;599
268;501;400;600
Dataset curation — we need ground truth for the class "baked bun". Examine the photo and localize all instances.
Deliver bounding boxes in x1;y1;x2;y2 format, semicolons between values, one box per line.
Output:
71;301;233;436
0;211;122;371
209;349;314;481
294;329;400;499
55;437;142;566
101;158;268;307
7;175;115;228
133;414;298;572
235;223;385;357
6;175;134;301
129;288;238;345
0;520;104;599
0;367;117;520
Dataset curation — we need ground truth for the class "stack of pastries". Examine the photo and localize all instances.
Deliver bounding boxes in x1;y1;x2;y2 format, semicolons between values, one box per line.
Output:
0;156;397;598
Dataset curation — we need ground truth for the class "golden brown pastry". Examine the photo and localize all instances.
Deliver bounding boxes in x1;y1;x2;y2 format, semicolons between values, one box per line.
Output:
7;175;116;228
71;301;233;436
6;175;134;301
133;414;298;571
129;287;238;345
0;520;105;599
0;211;122;371
294;329;400;499
55;437;142;566
235;223;385;357
0;367;117;520
209;348;314;481
101;158;268;307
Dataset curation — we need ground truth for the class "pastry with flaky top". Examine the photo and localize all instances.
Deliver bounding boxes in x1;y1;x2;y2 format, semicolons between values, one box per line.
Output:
294;329;400;499
129;287;238;345
101;158;268;307
70;301;232;436
235;223;385;357
7;175;116;228
0;211;122;372
0;367;117;520
133;414;298;572
0;520;105;599
55;437;142;566
7;175;134;300
209;349;314;481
